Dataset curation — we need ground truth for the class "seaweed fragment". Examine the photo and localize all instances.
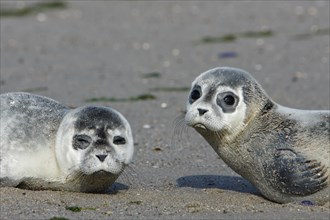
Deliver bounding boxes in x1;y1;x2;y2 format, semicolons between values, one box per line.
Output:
149;87;190;92
199;30;275;44
85;93;156;103
0;0;67;17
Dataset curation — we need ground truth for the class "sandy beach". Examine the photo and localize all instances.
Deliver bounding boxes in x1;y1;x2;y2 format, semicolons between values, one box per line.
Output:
0;1;329;219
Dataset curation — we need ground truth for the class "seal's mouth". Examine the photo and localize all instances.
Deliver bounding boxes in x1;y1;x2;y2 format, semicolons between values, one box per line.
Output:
193;123;207;130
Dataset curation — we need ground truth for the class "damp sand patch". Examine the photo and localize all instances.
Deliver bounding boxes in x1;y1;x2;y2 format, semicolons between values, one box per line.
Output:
141;72;161;79
22;87;48;93
293;27;329;40
85;94;156;103
149;87;190;92
198;30;275;44
0;0;67;17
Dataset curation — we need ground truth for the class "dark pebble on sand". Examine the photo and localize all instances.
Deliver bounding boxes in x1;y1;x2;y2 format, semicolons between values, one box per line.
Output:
300;200;315;206
218;51;238;59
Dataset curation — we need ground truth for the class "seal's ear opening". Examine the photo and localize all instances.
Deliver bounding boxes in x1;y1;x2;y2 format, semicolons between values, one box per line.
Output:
261;100;274;115
241;78;272;118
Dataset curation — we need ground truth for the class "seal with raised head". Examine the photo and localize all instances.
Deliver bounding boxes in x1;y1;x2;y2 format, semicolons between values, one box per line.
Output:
185;67;329;204
0;92;134;192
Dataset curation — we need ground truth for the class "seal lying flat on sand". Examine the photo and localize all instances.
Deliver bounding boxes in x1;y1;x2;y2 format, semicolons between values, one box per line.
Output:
0;92;134;192
185;67;329;204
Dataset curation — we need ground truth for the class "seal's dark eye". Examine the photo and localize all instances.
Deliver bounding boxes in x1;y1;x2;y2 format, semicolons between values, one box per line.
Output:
73;134;92;150
191;90;200;100
223;95;235;106
189;85;202;104
216;92;239;113
113;136;126;145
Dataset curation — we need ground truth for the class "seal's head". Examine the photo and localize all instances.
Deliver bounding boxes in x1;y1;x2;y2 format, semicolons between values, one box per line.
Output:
185;67;271;139
55;106;133;190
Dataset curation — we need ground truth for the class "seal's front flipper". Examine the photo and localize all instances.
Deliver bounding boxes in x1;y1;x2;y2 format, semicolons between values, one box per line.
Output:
271;149;328;196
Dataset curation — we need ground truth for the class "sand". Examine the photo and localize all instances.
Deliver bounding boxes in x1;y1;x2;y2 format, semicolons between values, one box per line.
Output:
0;1;329;219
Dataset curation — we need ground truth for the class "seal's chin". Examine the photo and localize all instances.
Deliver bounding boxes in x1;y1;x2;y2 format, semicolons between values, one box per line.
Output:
90;170;114;176
78;170;115;178
76;170;120;193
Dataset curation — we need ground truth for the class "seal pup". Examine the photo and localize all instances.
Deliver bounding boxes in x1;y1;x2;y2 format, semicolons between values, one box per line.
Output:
0;92;134;193
185;67;329;204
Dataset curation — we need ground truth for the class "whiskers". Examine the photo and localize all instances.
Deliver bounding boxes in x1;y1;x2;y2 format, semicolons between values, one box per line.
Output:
65;169;89;187
171;113;192;150
66;169;84;183
63;170;86;191
119;164;140;186
213;130;224;143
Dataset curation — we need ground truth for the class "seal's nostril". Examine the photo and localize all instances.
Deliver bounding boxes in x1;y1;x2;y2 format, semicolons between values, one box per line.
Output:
96;154;107;162
197;108;208;116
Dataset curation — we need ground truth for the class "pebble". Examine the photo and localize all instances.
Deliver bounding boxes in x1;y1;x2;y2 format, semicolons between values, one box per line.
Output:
218;51;238;59
307;7;318;16
143;124;151;129
172;49;180;56
161;103;168;108
254;64;262;71
142;43;150;50
256;38;264;46
37;13;47;22
300;200;315;206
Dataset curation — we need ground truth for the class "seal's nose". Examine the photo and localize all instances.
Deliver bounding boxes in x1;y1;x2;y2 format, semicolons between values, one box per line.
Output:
96;154;107;162
197;108;208;116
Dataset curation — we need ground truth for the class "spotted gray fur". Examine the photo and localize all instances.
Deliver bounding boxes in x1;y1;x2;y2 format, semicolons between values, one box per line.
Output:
185;67;330;204
0;92;134;192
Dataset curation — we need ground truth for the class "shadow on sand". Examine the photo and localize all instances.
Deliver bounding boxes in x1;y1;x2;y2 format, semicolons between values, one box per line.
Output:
176;175;260;195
